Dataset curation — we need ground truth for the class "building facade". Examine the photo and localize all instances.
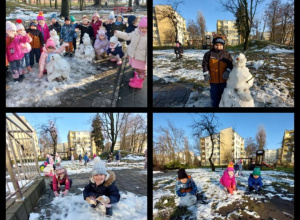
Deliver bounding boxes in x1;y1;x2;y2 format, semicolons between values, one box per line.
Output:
153;5;188;46
68;131;96;157
216;20;241;45
56;143;69;158
200;127;244;166
280;129;294;164
264;149;280;164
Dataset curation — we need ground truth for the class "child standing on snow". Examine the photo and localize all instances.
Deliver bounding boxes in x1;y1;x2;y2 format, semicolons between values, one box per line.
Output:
248;167;263;193
91;11;102;44
49;13;62;36
110;14;126;44
220;162;237;195
103;12;115;41
114;16;147;89
84;152;89;166
174;41;183;60
94;29;109;60
202;33;233;108
83;158;120;216
50;163;72;197
115;150;121;166
75;15;94;45
37;11;50;44
107;36;124;65
70;16;79;51
60;16;76;57
38;38;69;78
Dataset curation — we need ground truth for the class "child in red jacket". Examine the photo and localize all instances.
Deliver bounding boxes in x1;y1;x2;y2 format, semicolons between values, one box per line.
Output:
49;163;72;197
220;162;237;195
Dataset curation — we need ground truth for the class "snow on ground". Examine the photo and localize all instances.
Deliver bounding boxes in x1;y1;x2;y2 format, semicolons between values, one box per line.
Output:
6;180;35;194
253;46;294;54
122;155;145;160
153;168;294;219
29;191;147;220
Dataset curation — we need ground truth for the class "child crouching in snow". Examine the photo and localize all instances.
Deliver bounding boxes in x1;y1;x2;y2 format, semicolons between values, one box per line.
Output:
107;36;124;65
50;163;72;197
220;162;237;195
94;29;109;60
83;157;120;216
248;168;263;193
38;38;69;78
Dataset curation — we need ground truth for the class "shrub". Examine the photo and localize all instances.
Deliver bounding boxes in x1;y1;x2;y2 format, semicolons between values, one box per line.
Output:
165;161;193;170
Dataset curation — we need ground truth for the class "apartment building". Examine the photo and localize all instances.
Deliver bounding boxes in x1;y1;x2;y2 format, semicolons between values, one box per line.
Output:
280;129;294;164
68;131;97;157
264;149;280;164
216;20;241;45
200;127;244;166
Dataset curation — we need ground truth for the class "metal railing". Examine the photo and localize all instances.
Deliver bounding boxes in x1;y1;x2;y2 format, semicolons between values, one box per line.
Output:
6;113;40;203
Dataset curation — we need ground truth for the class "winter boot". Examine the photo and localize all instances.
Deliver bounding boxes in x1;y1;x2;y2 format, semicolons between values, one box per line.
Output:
106;207;113;216
117;60;122;65
64;52;70;57
129;72;138;82
69;53;73;57
13;70;20;81
27;66;33;72
110;58;117;62
129;78;144;89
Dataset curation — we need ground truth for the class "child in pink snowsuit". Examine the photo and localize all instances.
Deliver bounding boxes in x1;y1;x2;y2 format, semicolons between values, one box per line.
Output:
50;163;72;197
220;162;237;194
38;38;69;78
91;11;102;43
37;11;50;47
114;16;147;89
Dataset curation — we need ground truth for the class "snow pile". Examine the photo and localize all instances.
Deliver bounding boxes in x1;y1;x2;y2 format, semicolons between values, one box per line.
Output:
122;155;145;161
75;33;95;62
179;193;197;206
253;46;294;54
46;54;70;82
248;60;264;70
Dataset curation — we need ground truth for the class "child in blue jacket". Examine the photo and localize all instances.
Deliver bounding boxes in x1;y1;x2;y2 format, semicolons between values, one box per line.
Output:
107;36;124;65
175;168;198;197
248;167;263;193
60;16;76;57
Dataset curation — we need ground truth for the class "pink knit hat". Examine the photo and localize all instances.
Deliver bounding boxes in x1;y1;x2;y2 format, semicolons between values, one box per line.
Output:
227;162;234;172
15;19;25;30
139;16;147;28
46;38;55;48
37;11;45;21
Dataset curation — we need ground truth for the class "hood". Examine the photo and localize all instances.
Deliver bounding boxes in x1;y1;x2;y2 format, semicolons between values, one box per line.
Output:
90;170;116;187
127;15;136;27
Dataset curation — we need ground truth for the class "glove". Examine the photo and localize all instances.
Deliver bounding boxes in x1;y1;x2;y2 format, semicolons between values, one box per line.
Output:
54;191;59;197
86;197;97;205
227;187;234;194
203;71;210;81
232;185;236;191
254;186;258;192
97;196;110;204
62;190;69;196
222;68;231;80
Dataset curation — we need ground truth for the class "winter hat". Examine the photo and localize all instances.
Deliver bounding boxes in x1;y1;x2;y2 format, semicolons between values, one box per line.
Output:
92;160;108;176
65;16;70;21
94;156;101;163
92;11;100;20
82;15;89;23
6;21;16;31
110;36;118;44
127;15;136;26
97;29;106;36
227;162;234;172
213;34;225;46
252;167;261;176
70;15;76;22
116;14;123;21
177;168;188;179
15;19;25;31
108;11;115;20
51;13;57;20
37;11;45;21
46;38;55;48
138;16;147;28
30;21;37;27
55;163;66;175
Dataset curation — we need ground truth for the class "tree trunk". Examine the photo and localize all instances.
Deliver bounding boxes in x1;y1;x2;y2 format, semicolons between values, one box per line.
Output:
50;0;52;7
61;0;70;17
55;0;58;9
44;0;46;7
209;135;215;171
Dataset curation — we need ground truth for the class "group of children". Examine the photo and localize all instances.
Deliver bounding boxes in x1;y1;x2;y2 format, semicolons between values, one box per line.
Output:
6;11;147;89
175;161;263;205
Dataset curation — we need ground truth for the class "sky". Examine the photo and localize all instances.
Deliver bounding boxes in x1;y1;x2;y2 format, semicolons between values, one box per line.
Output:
153;0;293;32
153;113;294;153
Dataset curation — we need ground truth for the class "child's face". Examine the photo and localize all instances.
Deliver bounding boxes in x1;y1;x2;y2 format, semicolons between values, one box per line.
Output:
65;20;71;25
59;173;65;179
139;27;147;34
110;42;115;47
214;43;224;50
7;30;16;36
30;25;37;30
99;35;105;40
51;18;56;23
17;29;24;35
47;46;55;53
117;17;122;22
94;16;99;21
179;178;187;184
93;174;105;185
253;175;259;179
38;20;45;26
228;171;234;177
108;18;113;23
83;20;88;25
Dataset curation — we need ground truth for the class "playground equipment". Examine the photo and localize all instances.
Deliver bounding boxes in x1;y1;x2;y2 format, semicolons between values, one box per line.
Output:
113;6;132;14
234;157;253;170
255;150;274;170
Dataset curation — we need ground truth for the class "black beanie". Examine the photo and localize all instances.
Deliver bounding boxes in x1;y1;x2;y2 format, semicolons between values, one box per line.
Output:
65;16;70;21
177;168;188;179
213;36;225;46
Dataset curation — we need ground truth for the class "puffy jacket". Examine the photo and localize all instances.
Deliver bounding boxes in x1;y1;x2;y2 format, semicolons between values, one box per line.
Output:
60;23;76;42
174;46;183;54
83;171;120;204
110;23;126;41
103;22;113;40
79;154;82;160
114;28;146;62
6;35;26;62
115;153;121;160
19;34;32;54
84;154;88;161
26;28;45;49
52;173;71;191
77;23;94;44
248;174;263;188
202;48;233;84
38;23;50;43
107;43;124;58
49;21;62;35
175;175;198;197
94;34;109;55
39;43;67;72
220;170;236;188
91;20;102;38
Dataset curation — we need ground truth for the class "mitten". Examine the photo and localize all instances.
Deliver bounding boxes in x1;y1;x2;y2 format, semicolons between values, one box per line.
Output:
86;197;97;205
203;71;210;81
54;191;59;197
97;196;110;204
222;68;231;80
62;190;69;196
254;186;258;192
232;185;237;191
227;187;233;194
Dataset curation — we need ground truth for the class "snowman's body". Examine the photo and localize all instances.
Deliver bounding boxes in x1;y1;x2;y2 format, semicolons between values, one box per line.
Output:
219;53;255;107
50;29;60;48
75;33;95;62
46;54;70;82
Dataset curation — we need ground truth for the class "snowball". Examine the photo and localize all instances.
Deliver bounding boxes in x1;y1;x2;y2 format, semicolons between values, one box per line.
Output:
179;193;197;206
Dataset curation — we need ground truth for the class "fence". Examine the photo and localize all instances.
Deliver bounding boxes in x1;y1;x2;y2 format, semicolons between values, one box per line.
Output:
6;113;40;204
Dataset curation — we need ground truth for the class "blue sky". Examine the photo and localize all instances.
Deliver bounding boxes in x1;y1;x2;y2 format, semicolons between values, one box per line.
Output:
153;0;292;32
153;113;294;153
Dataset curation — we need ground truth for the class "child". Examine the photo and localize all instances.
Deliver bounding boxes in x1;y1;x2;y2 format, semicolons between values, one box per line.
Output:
107;36;124;65
26;21;44;68
238;159;243;176
220;162;237;195
6;21;27;82
107;152;113;163
125;15;138;45
174;41;183;60
84;152;89;166
37;11;50;44
38;38;69;78
248;167;263;193
94;29;109;60
91;11;102;43
103;11;115;40
50;163;72;197
75;15;94;45
83;159;120;216
175;168;198;202
115;150;121;166
70;16;78;51
144;149;147;169
79;153;82;164
49;13;61;35
55;153;61;164
71;153;74;163
202;33;233;107
60;16;76;57
114;16;147;88
110;14;126;43
15;19;32;73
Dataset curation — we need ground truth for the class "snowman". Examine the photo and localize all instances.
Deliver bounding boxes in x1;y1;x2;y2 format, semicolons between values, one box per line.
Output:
219;53;254;107
75;33;95;62
49;29;60;48
46;54;70;82
43;164;54;177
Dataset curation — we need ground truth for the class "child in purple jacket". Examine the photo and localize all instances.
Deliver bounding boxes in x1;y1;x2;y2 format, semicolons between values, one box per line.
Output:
94;29;109;60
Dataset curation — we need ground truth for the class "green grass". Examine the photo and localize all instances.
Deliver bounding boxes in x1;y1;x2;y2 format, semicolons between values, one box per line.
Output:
170;206;193;220
263;167;294;174
154;195;176;209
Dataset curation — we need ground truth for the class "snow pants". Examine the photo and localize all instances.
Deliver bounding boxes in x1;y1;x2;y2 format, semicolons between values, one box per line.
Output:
88;192;113;216
249;186;261;192
210;83;226;108
22;52;30;68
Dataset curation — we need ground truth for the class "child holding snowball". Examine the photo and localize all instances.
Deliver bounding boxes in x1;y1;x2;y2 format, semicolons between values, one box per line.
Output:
248;167;263;193
50;163;72;197
114;16;147;89
83;157;120;216
220;162;237;195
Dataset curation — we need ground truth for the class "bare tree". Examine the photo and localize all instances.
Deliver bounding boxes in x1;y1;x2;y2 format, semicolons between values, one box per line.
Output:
184;137;192;165
55;0;58;9
223;150;234;164
38;119;59;157
265;0;281;42
191;113;221;171
251;18;260;39
256;125;267;150
119;113;132;151
244;137;257;158
260;12;268;40
61;0;70;17
279;2;294;44
187;19;201;48
197;10;206;41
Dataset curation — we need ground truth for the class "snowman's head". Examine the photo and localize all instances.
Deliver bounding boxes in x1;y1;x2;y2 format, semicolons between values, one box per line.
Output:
50;29;57;37
233;53;247;67
50;54;61;62
83;33;91;45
